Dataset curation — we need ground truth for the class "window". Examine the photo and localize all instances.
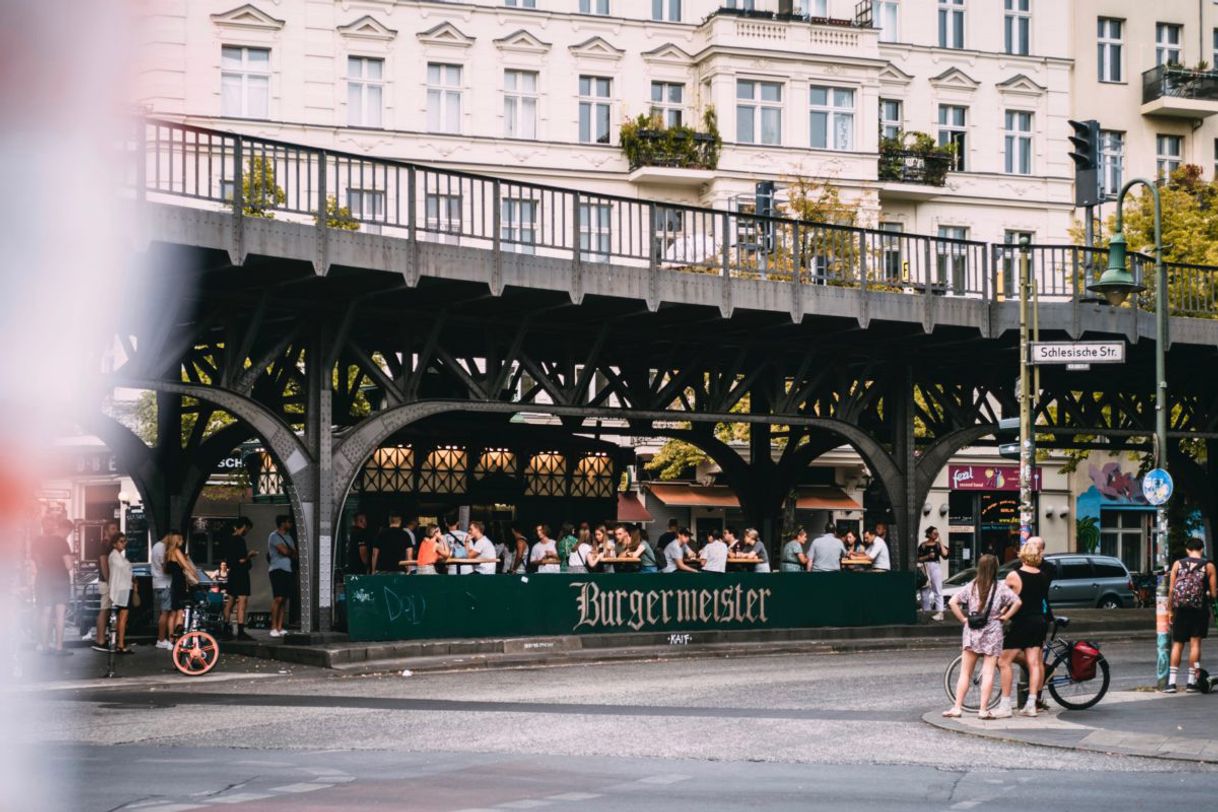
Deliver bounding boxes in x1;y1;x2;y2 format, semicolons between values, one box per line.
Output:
873;1;899;43
1097;18;1123;83
580;0;609;14
504;70;538;139
1004;110;1033;175
1058;558;1093;581
347;189;385;234
1001;230;1034;296
426;63;462;134
809;86;854;150
726;0;756;9
425;193;462;243
880;99;902;140
1004;0;1029;56
798;0;828;14
579;76;612;144
501;198;538;254
347;57;383;128
736;79;782;145
880;222;903;282
936;226;968;293
504;0;536;6
651;0;681;21
938;0;964;49
1213;28;1218;68
1100;130;1124;197
220;46;269;119
1156;22;1182;66
579;202;611;261
650;82;684;127
1093;561;1128;579
938;105;967;171
1157;134;1182;176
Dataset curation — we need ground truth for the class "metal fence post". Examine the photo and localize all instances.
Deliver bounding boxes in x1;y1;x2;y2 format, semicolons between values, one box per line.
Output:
407;166;417;245
721;211;731;278
647;202;658;275
232;138;244;218
317;151;328;228
493;179;502;254
857;230;868;291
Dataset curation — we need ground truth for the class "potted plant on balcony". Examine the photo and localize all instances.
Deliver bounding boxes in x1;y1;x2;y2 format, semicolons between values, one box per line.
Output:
878;131;954;186
619;107;722;172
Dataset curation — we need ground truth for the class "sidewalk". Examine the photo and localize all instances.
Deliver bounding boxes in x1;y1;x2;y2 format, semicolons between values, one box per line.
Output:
925;689;1218;763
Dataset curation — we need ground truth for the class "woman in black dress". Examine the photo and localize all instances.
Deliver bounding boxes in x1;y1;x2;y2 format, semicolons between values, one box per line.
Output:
996;538;1052;718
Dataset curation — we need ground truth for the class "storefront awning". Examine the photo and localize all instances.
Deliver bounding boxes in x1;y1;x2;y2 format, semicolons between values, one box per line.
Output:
645;484;860;511
617;492;655;522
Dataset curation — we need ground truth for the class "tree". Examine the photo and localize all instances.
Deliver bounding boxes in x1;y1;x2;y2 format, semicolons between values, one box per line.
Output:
241;155;285;218
316;196;361;231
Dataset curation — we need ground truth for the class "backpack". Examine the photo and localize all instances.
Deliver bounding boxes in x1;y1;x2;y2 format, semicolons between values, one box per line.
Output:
1172;558;1210;609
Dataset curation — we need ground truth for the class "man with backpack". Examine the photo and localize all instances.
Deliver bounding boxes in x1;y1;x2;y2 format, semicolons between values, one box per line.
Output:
1166;537;1218;693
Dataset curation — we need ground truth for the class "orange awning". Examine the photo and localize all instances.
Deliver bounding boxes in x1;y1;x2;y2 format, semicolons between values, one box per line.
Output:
645;483;860;511
617;492;655;522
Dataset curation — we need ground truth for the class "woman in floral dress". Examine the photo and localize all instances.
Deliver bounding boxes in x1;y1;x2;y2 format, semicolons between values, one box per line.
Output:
943;554;1021;719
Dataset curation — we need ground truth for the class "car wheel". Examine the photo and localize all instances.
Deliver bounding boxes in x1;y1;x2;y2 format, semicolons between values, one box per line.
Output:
1098;595;1122;609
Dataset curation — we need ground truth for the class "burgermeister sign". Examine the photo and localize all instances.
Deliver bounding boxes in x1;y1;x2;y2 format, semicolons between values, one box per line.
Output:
571;581;773;632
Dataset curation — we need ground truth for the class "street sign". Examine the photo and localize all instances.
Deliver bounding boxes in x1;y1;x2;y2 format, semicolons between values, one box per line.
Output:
1030;341;1125;365
1143;468;1173;506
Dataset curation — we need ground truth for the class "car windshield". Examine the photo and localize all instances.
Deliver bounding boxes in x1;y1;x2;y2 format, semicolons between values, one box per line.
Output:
945;568;975;585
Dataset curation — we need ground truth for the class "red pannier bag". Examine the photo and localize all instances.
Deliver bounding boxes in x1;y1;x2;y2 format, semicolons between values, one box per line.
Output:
1069;641;1101;682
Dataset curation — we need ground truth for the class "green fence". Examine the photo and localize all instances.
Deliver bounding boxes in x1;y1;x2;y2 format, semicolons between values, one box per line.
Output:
345;572;917;642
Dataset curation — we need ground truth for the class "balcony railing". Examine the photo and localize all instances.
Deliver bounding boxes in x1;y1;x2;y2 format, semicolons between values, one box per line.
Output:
878;149;952;187
625;130;719;171
1142;64;1218;105
708;5;870;28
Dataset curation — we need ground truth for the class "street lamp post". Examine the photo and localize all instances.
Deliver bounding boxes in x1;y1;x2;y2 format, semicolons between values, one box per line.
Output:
1087;178;1169;690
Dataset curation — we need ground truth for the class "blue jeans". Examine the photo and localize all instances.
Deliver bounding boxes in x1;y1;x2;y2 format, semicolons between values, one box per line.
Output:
640;565;658;573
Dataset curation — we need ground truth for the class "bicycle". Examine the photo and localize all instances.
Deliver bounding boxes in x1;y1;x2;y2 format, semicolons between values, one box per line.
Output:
944;616;1110;712
171;582;223;676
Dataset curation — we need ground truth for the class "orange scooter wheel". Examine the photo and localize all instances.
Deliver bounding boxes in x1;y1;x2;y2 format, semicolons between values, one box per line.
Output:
172;631;220;676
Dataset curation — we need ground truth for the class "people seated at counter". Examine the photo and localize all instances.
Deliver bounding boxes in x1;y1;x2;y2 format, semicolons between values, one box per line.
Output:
444;517;470;575
736;528;770;573
501;528;528;574
586;524;614;572
863;527;891;571
415;524;447;575
529;524;561;573
371;512;413;573
614;523;658;572
780;528;810;572
465;521;497;575
663;527;700;573
841;529;870;571
567;528;594;573
808;522;843;572
700;530;728;573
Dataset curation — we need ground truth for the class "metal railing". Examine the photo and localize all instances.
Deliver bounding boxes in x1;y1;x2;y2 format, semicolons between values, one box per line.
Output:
877;148;952;186
1142;64;1218;105
131;118;1218;317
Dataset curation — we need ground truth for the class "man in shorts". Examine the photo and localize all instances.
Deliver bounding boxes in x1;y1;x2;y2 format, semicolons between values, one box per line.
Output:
267;515;297;638
1166;537;1218;693
149;533;173;650
223;517;257;641
36;517;74;656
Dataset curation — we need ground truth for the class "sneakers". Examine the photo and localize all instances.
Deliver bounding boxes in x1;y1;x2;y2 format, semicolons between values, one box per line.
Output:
90;644;109;653
1019;705;1038;717
1163;684;1178;694
1187;682;1201;693
977;709;995;720
931;613;945;622
155;640;174;650
268;629;284;638
990;706;1013;719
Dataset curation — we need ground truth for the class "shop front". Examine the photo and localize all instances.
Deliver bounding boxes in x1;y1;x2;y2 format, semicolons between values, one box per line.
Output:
943;464;1042;574
1074;459;1154;573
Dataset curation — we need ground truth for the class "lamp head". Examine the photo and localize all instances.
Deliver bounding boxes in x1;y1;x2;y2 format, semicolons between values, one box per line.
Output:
1087;230;1145;306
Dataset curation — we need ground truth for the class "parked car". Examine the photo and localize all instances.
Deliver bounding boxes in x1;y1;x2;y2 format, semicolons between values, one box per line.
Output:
938;553;1135;609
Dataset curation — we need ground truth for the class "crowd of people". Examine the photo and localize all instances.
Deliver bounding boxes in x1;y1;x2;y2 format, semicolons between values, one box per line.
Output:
345;515;893;576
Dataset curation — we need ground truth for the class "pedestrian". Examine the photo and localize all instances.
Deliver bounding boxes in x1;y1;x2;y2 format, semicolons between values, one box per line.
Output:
529;524;561;573
1166;537;1218;693
862;527;891;571
267;514;297;637
557;523;578;573
149;532;174;650
996;537;1052;717
464;521;497;575
663;527;698;573
106;532;137;655
348;512;370;574
780;528;810;572
34;516;73;656
808;522;843;573
944;554;1020;719
699;530;728;573
372;512;413;573
90;525;114;649
221;518;257;641
918;526;950;620
163;532;198;640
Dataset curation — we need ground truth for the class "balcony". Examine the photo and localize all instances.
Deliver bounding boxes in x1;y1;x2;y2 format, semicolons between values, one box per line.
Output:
876;134;953;200
622;113;721;187
1141;65;1218;119
699;5;878;59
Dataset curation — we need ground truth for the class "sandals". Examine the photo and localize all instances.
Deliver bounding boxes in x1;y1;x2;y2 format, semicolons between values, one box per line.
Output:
977;709;995;720
941;708;962;718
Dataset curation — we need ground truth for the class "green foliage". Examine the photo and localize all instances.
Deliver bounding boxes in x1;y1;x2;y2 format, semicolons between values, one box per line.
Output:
242;155;285;218
619;107;721;171
316;196;361;231
878;130;954;186
1075;515;1099;554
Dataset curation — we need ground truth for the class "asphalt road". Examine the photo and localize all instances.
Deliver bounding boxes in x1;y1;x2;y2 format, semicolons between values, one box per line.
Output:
21;639;1218;811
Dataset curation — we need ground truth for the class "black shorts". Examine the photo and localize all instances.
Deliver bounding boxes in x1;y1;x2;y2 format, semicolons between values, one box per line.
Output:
227;570;251;597
269;569;294;599
1004;615;1048;650
1173;605;1210;642
35;576;69;607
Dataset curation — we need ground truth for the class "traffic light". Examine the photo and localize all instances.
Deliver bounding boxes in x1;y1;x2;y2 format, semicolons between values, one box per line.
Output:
755;180;776;254
1067;119;1101;207
997;417;1021;461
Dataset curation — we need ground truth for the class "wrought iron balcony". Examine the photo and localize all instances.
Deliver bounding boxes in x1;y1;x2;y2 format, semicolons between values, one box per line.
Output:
878;148;952;187
625;130;719;172
1141;64;1218;118
708;5;871;29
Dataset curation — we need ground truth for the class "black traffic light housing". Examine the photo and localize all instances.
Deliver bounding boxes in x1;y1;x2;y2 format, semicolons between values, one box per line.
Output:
1068;119;1102;207
997;417;1021;461
755;180;776;254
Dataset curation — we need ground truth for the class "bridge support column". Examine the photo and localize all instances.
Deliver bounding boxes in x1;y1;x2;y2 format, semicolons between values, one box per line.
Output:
885;368;919;571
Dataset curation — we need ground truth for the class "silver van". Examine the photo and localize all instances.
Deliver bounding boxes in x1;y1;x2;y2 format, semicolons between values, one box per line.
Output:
940;553;1134;609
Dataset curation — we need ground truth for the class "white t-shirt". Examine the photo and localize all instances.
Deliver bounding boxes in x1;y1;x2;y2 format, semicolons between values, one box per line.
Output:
108;548;133;607
149;540;170;590
866;539;891;571
530;539;560;573
701;540;728;573
469;536;497;575
569;542;592;570
663;539;687;573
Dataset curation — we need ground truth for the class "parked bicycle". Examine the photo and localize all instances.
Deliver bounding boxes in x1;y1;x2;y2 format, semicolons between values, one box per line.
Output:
171;582;223;676
944;617;1110;711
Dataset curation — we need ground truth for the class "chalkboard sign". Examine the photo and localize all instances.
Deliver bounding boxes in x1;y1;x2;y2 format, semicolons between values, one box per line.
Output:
125;505;150;563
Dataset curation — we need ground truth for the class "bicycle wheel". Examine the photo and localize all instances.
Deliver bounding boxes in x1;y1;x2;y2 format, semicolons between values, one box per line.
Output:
172;631;219;676
944;654;1010;712
1048;654;1110;710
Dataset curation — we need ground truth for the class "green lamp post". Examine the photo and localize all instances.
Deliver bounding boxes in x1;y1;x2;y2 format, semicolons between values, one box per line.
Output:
1087;178;1169;690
